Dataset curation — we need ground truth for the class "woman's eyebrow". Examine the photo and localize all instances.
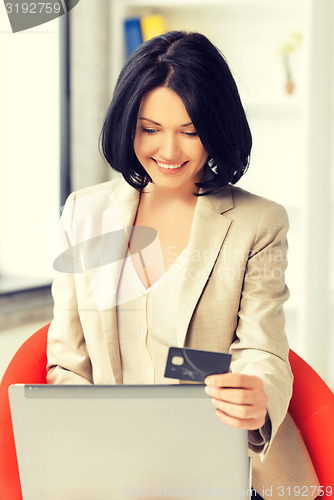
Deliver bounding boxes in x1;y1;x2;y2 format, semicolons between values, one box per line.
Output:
137;117;161;125
137;117;194;127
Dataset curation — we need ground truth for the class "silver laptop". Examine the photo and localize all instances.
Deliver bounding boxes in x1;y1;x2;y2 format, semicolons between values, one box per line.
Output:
9;384;250;500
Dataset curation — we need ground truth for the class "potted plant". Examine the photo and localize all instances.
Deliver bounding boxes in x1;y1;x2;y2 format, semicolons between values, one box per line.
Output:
278;32;303;95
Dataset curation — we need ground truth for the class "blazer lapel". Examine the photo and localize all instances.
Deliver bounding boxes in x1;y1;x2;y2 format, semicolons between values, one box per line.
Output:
98;179;140;384
177;185;234;347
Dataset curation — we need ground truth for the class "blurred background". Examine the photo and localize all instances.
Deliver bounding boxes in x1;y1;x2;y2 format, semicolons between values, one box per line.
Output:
0;0;333;386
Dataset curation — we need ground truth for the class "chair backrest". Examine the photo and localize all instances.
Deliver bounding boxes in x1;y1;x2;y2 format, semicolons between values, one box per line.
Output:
1;330;333;499
288;350;334;490
0;323;49;500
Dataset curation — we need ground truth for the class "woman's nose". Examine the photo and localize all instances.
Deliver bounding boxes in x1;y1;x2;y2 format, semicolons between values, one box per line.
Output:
159;133;180;160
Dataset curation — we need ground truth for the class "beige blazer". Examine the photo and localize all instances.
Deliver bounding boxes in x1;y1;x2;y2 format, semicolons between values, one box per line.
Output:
46;177;319;497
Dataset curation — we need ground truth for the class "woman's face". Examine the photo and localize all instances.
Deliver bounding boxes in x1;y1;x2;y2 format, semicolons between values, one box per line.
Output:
134;87;208;192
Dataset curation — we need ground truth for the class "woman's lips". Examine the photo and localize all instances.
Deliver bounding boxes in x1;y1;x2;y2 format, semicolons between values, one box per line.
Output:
152;158;188;174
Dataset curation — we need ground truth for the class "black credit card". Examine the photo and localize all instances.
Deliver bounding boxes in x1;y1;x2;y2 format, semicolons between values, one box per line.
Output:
164;347;231;383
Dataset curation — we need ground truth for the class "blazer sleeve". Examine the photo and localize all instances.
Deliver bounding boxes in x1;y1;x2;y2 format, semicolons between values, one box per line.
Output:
46;192;93;385
229;201;293;459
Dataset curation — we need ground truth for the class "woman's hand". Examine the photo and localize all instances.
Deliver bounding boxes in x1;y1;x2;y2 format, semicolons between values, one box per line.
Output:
204;373;268;431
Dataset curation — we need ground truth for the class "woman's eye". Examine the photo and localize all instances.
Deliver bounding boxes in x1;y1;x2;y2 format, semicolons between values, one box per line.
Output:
142;128;157;134
184;131;198;137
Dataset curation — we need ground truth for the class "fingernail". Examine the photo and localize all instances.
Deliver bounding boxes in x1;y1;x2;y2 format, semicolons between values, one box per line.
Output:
205;386;213;395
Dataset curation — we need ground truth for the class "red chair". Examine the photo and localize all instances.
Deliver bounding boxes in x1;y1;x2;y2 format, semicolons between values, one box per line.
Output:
288;350;334;491
0;324;333;499
0;323;49;500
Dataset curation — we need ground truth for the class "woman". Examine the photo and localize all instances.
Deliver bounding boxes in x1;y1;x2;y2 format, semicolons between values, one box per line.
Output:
47;31;319;497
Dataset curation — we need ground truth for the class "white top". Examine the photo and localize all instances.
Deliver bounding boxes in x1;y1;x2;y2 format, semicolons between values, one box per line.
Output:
116;242;188;384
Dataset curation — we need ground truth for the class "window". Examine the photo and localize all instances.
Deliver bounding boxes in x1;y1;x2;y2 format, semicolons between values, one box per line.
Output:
0;12;61;292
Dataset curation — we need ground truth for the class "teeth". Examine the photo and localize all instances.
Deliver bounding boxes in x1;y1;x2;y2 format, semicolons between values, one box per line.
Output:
156;161;183;170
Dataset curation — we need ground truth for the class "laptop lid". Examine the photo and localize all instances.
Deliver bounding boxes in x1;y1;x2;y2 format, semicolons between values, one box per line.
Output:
9;384;250;500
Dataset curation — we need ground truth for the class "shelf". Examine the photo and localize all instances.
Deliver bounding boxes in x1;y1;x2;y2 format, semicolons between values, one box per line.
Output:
123;0;302;7
0;276;52;296
0;286;53;332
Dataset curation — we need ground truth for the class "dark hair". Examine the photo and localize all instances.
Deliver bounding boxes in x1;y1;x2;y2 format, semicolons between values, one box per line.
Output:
100;31;252;195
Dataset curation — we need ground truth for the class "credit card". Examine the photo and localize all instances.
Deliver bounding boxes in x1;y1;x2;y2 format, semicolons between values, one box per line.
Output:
164;347;231;383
